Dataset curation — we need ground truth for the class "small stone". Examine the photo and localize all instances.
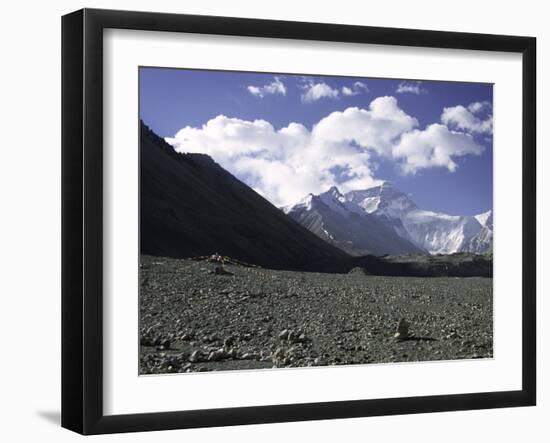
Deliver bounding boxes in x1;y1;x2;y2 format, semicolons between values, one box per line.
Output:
189;350;204;363
394;318;411;340
205;334;220;343
288;330;298;342
279;329;290;340
208;348;226;361
214;266;233;276
181;332;194;341
272;347;285;360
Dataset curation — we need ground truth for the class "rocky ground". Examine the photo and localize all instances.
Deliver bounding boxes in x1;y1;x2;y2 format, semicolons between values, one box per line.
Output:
139;255;493;374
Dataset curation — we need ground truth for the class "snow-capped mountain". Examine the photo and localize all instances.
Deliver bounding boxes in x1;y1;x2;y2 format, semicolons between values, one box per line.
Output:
284;182;492;256
346;182;417;218
283;187;424;256
345;182;492;255
463;210;493;254
475;210;493;228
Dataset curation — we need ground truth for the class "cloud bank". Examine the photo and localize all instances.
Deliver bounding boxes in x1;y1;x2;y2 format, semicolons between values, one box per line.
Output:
166;96;486;207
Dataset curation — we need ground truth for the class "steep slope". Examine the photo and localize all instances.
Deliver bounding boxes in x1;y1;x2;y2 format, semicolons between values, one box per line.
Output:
140;122;349;271
284;187;424;256
345;182;492;255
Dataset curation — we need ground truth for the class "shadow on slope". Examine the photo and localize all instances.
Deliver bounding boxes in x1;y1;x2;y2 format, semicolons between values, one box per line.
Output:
140;122;349;272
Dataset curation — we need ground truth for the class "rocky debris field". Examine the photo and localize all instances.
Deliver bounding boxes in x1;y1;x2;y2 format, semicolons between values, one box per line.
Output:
139;255;493;374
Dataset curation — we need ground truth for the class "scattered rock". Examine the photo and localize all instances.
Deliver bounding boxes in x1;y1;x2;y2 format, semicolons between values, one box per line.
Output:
189;350;205;363
279;329;306;343
213;266;233;276
139;256;493;374
278;329;290;340
208;348;227;362
393;318;411;340
288;330;298;342
204;333;220;343
225;348;238;359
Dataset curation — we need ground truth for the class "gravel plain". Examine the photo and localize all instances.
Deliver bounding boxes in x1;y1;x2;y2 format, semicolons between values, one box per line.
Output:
139;255;493;374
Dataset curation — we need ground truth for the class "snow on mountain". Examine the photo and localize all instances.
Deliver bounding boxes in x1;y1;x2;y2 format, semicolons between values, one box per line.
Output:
463;210;493;254
346;181;417;217
284;186;423;256
400;209;485;254
475;210;493;229
282;187;362;217
284;182;492;256
344;183;492;255
318;186;361;217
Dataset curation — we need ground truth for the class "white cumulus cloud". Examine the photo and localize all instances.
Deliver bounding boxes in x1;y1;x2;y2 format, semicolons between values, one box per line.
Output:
301;82;340;103
341;81;369;96
166;96;485;206
393;123;484;174
247;77;286;97
441;101;493;134
468;101;491;113
396;81;427;95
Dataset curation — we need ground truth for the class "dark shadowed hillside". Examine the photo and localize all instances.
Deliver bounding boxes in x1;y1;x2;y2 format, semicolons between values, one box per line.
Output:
140;122;349;271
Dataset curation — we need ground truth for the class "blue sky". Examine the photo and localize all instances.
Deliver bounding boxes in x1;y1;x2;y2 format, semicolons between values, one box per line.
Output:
140;67;493;215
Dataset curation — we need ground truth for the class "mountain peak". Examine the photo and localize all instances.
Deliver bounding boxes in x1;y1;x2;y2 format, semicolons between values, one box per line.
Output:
318;186;354;217
475;210;493;228
284;185;424;256
321;185;343;198
285;180;492;256
345;183;416;215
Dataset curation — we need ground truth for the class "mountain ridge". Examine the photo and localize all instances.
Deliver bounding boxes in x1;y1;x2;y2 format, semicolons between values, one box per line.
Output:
284;186;424;256
285;182;492;256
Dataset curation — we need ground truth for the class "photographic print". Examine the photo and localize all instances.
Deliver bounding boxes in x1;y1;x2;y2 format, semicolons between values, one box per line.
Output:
139;68;494;375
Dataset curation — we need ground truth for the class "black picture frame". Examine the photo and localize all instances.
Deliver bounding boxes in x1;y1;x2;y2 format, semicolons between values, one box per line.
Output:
61;8;536;435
